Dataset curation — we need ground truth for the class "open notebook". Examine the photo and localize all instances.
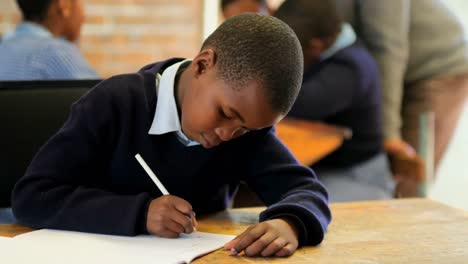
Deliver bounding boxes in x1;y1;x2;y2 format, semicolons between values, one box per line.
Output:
1;229;235;264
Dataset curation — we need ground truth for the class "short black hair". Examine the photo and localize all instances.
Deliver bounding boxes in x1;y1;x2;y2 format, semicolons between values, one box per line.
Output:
201;13;303;115
220;0;267;11
16;0;54;22
274;0;342;48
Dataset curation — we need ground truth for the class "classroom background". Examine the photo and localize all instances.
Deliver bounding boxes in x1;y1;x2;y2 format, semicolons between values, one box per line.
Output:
0;0;467;209
423;0;468;210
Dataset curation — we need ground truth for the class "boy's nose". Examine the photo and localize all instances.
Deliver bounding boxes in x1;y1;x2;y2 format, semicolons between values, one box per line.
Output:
215;126;248;141
214;126;238;141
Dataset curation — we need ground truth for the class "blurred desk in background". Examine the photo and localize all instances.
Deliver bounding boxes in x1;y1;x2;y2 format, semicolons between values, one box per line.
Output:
276;119;351;165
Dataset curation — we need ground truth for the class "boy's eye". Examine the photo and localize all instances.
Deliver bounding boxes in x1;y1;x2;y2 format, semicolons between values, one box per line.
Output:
233;127;250;138
219;108;233;120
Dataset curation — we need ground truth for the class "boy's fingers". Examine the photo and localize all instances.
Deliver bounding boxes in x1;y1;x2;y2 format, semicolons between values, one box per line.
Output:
170;209;195;234
243;232;276;257
224;236;240;249
157;227;180;238
164;218;186;235
274;243;296;257
172;197;194;216
224;225;254;250
260;237;288;257
147;219;180;238
233;225;267;254
168;196;196;233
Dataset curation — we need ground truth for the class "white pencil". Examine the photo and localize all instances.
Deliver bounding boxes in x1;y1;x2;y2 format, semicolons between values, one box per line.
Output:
135;153;169;195
135;153;197;231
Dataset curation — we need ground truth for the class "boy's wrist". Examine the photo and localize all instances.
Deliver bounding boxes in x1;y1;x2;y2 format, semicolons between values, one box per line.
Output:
140;198;153;234
278;216;300;238
271;214;305;245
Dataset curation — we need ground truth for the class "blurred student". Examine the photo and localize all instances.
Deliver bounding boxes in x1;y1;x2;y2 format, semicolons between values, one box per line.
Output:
335;0;468;168
0;0;98;80
275;0;393;202
12;14;331;258
221;0;270;19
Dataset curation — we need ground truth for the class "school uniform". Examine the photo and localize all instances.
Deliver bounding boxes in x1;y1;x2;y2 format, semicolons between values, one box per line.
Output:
287;24;394;202
12;58;331;246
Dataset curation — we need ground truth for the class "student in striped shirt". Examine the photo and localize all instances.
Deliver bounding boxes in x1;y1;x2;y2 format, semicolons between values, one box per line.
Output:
0;0;98;80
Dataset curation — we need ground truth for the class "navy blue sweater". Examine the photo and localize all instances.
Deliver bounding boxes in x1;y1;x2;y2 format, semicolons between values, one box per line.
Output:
288;42;383;169
12;59;331;246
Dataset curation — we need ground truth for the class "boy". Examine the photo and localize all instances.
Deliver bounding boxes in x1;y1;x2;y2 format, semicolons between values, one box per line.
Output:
12;14;331;257
275;0;393;201
0;0;98;80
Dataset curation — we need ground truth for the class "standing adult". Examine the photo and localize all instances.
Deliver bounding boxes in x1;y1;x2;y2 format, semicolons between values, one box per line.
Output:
335;0;468;169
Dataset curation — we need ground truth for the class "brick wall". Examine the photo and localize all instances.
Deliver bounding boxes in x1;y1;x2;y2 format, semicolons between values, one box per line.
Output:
0;0;203;78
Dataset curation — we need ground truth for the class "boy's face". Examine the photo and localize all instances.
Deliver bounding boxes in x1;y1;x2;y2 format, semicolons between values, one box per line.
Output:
178;50;284;149
303;38;327;70
61;0;85;42
223;0;270;19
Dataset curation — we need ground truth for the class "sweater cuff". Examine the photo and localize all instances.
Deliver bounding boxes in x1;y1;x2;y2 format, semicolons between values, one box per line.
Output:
138;198;153;234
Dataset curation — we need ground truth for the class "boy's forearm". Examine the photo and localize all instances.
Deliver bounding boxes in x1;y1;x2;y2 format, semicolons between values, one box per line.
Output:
12;178;152;236
242;131;331;246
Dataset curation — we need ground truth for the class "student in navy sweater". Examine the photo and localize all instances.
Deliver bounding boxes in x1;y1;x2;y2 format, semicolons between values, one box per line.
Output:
275;0;394;202
12;14;331;257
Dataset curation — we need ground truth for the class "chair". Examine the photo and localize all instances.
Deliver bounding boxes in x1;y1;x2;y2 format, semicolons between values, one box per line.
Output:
0;80;100;207
417;111;435;196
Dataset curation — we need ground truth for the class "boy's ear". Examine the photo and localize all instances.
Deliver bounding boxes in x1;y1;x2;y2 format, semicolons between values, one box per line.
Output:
55;0;72;18
303;38;326;66
192;49;217;77
305;39;325;59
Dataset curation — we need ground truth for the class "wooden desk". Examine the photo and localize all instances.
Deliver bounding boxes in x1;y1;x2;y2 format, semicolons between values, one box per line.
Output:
1;199;467;263
276;119;351;165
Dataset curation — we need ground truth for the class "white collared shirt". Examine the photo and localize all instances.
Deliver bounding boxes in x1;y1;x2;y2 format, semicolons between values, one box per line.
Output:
320;23;357;60
148;59;200;146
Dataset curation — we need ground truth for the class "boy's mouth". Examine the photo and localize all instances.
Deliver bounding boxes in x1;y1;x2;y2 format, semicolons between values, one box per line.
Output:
200;133;220;148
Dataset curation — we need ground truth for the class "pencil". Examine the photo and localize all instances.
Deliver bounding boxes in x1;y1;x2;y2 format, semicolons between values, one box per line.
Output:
135;153;169;195
135;153;197;231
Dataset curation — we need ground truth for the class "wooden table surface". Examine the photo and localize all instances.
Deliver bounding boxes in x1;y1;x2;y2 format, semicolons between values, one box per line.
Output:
192;198;468;263
1;199;467;263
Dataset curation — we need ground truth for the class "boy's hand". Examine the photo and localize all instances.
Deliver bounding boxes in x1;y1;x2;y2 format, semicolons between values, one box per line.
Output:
224;218;299;257
146;195;197;238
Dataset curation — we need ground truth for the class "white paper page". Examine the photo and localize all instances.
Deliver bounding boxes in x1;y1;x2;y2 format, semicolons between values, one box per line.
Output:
0;236;20;264
6;229;235;264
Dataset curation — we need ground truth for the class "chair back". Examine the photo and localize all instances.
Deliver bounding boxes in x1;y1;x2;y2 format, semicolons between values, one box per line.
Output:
0;80;100;206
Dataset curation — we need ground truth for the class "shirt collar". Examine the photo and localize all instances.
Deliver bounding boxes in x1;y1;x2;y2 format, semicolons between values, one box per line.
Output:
320;23;356;60
3;22;53;41
148;59;200;146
